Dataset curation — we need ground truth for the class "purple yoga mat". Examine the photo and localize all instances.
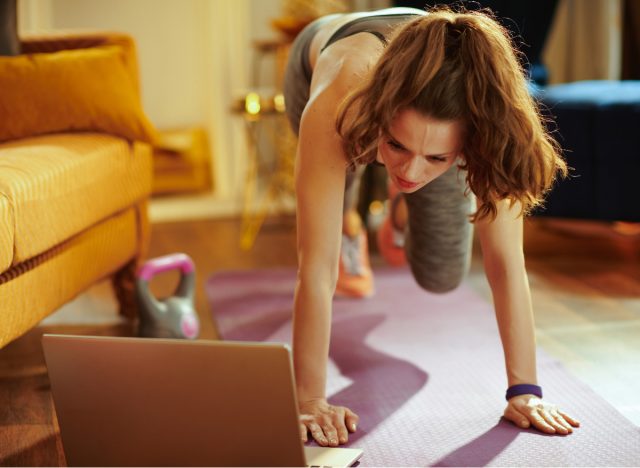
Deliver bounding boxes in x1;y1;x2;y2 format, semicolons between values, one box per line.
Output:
206;268;640;467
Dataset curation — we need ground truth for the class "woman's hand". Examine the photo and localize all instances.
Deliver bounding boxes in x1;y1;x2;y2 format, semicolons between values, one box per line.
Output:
503;394;580;434
299;397;359;446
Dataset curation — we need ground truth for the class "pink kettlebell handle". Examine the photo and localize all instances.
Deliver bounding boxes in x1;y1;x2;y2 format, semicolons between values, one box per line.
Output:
138;253;195;281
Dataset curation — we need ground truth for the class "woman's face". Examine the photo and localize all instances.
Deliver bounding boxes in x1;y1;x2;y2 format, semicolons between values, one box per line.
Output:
377;108;464;193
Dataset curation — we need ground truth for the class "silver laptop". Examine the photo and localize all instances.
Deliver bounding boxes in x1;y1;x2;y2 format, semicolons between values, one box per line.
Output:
42;334;363;467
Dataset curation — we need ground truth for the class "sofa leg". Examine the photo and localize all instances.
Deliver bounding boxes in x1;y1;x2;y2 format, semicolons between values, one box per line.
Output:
112;259;139;320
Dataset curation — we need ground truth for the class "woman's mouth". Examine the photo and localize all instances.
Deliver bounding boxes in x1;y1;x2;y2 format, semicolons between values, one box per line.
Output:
395;176;419;190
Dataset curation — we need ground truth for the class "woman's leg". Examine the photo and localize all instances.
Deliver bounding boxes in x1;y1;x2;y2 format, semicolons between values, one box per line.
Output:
337;166;374;298
377;179;408;267
403;166;475;293
342;166;366;233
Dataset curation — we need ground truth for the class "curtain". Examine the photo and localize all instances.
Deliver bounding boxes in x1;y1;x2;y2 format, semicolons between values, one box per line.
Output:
543;0;622;84
204;0;251;201
622;0;640;79
17;0;53;33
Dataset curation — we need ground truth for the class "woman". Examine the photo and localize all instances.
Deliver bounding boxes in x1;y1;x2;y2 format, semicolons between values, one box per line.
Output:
283;6;580;447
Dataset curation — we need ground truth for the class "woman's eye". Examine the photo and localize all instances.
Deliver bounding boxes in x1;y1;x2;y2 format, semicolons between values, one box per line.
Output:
387;140;404;151
428;156;447;163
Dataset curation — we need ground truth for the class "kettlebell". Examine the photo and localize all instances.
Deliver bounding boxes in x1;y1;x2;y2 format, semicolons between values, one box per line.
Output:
136;253;200;339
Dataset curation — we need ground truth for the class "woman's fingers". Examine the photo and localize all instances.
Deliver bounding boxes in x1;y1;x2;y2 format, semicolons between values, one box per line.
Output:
345;407;360;433
527;408;557;434
550;409;573;433
304;419;341;446
299;401;359;446
506;396;579;436
307;422;329;446
332;407;350;444
334;425;349;445
558;409;581;427
539;408;569;434
322;423;340;447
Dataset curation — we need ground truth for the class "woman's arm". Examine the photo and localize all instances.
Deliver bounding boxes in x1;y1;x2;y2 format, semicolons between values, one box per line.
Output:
475;200;536;386
292;38;377;446
476;200;580;434
293;88;345;406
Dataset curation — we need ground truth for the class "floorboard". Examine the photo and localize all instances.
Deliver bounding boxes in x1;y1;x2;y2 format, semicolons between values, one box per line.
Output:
0;215;638;466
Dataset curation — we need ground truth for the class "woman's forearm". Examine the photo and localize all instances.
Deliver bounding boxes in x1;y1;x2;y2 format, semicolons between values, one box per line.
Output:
292;275;334;401
485;259;538;387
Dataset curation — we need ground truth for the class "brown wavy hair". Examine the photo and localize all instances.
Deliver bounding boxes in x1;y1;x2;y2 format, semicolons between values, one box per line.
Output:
335;7;567;221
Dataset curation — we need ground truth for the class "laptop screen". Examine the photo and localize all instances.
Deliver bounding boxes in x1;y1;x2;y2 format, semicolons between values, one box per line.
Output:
43;335;307;466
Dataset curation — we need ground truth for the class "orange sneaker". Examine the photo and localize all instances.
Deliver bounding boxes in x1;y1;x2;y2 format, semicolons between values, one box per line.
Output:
336;231;374;298
376;183;407;267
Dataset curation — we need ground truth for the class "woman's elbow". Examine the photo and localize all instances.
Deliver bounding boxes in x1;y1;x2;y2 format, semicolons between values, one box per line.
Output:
482;250;526;285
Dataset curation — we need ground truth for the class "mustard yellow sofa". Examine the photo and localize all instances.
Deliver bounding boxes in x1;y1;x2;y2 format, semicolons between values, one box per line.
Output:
0;32;156;348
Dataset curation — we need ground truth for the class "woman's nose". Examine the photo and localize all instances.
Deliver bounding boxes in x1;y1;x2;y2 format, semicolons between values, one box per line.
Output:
401;155;426;180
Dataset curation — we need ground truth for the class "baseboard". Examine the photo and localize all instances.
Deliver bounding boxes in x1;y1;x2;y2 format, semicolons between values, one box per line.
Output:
149;193;295;223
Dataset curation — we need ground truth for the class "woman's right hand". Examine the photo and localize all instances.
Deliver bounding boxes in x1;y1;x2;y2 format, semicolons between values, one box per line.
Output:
299;397;359;446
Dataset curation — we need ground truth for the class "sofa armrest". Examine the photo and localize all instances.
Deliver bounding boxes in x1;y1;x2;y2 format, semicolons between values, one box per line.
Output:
19;32;142;96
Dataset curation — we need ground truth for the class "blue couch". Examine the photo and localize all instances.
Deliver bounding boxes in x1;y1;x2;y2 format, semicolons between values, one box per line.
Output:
532;80;640;222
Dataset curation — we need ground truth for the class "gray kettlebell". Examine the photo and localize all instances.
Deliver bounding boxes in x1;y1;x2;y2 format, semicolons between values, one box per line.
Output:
136;253;200;339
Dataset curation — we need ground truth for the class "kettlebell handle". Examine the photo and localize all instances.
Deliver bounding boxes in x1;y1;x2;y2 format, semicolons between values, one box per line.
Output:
138;253;195;282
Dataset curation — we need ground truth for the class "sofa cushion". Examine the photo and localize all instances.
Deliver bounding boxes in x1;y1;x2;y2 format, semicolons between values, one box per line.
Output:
0;193;13;271
20;32;140;93
0;133;152;264
0;45;157;144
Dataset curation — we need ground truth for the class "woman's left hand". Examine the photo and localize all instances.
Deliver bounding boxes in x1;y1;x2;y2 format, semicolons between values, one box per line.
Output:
503;394;580;435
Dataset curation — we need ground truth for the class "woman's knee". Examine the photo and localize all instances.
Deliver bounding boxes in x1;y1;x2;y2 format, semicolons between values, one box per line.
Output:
409;262;467;293
404;222;472;294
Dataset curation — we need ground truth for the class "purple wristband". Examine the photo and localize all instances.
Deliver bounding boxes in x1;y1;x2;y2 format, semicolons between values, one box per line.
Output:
505;384;543;400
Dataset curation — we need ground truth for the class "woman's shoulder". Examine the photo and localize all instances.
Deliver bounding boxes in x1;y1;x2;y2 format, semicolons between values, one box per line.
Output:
308;33;382;104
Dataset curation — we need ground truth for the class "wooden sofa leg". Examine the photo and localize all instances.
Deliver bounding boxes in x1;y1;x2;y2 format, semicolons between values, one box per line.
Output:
112;259;139;320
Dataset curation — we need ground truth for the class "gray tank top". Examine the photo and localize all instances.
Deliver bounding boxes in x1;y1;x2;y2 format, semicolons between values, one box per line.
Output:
320;12;423;53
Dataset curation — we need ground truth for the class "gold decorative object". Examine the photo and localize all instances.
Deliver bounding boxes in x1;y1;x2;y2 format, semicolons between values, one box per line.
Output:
272;0;349;40
152;127;212;196
232;1;352;249
231;92;295;250
281;0;348;19
244;92;262;116
270;17;313;40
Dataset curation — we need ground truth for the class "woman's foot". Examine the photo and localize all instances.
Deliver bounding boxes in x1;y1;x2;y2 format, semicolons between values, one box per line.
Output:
336;212;374;298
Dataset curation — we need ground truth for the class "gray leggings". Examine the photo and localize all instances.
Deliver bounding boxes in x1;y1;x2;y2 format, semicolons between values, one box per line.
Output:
284;20;475;293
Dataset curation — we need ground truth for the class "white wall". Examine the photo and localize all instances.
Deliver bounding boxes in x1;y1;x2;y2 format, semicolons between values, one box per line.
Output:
37;0;287;127
48;0;216;129
18;0;286;221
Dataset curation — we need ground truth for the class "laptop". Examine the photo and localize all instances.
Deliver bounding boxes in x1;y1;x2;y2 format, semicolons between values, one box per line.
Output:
42;334;363;467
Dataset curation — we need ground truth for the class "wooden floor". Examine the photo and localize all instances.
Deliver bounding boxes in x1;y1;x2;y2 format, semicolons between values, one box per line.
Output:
0;215;638;466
